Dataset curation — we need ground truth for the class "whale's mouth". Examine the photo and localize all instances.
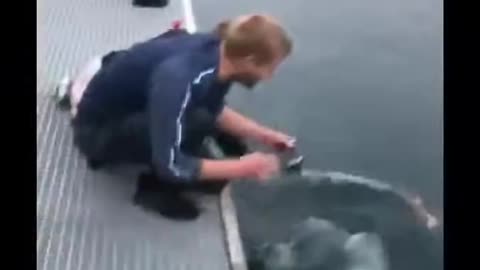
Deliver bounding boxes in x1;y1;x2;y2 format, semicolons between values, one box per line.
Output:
299;169;442;230
227;171;443;270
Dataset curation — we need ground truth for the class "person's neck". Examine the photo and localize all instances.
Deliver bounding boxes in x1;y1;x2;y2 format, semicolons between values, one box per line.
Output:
217;44;235;82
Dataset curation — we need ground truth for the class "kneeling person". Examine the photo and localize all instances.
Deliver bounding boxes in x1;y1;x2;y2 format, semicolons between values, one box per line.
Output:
68;15;295;220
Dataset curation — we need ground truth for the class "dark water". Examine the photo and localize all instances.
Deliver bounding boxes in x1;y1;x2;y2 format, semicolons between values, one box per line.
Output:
193;1;442;269
195;0;443;210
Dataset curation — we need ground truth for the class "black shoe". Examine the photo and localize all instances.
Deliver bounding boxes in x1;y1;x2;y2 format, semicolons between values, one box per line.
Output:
87;158;105;170
137;171;186;192
53;75;72;110
187;181;228;195
133;189;201;220
138;171;227;195
133;0;169;8
133;173;200;221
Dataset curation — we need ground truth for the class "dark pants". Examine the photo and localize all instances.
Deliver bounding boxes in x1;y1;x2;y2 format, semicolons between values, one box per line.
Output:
73;108;211;163
72;109;248;169
73;113;151;165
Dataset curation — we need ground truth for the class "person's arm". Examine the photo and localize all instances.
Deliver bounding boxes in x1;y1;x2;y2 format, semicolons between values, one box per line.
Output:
216;106;296;151
200;159;250;180
201;153;280;181
217;106;289;144
216;106;268;141
148;61;253;182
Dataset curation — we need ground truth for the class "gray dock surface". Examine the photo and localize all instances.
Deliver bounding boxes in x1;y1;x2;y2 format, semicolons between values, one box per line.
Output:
37;1;230;269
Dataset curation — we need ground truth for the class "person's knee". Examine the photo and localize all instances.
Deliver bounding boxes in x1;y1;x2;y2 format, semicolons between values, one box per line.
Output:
187;108;216;134
72;124;106;169
214;131;249;157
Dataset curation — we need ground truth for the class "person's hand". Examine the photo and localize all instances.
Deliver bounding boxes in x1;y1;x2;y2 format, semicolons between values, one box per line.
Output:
260;129;296;151
240;152;281;181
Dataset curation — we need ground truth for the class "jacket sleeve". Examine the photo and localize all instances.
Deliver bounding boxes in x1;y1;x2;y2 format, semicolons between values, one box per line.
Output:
148;61;201;182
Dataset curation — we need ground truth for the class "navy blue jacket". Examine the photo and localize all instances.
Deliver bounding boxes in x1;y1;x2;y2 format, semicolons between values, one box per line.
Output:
76;32;231;181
